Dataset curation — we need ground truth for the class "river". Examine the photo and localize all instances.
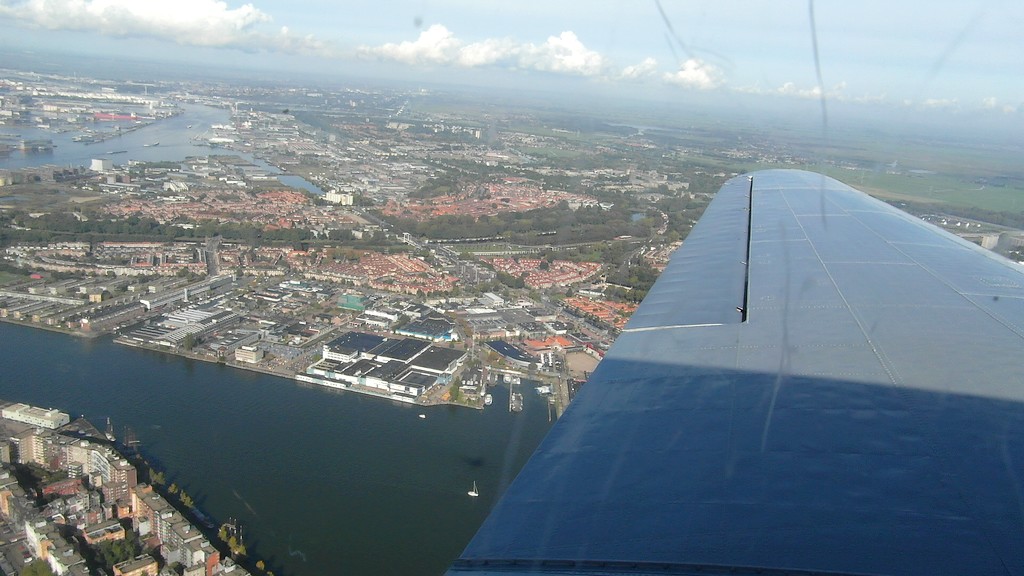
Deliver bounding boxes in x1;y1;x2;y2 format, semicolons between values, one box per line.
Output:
0;322;554;574
0;104;324;194
0;104;232;169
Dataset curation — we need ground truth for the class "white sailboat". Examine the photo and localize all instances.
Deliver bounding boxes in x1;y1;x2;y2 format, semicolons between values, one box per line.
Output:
468;481;479;497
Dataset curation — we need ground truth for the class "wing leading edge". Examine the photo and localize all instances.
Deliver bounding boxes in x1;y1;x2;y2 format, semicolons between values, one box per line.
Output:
448;169;1024;576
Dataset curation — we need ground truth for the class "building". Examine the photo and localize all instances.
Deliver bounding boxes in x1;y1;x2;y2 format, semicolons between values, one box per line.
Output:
408;346;466;377
485;340;535;368
323;331;386;363
113;555;158;576
49;544;88;576
305;331;467;401
62;440;138;502
162;521;219;574
2;403;70;429
102;458;138;503
324;191;354;205
24;517;57;565
41;477;83;498
396;316;457;342
234;345;264;364
83;518;126;545
131;484;171;540
480;293;504;307
338;293;368;312
360;307;401;328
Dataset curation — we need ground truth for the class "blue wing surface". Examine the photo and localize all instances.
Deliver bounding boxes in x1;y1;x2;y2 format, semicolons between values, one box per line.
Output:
449;169;1024;576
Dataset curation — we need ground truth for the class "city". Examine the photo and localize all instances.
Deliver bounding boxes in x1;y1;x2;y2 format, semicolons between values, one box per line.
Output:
1;3;1023;574
0;65;719;576
0;402;247;576
1;67;728;416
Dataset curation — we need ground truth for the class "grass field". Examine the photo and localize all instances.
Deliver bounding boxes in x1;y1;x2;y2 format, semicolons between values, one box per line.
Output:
0;271;28;286
811;167;1024;213
520;145;589;161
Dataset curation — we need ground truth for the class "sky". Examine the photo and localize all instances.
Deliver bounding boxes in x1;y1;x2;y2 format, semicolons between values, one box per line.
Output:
0;0;1021;116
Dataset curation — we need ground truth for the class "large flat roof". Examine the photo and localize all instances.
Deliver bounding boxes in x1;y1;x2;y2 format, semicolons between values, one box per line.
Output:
325;331;386;355
409;346;466;372
485;340;534;364
400;316;455;338
371;337;429;361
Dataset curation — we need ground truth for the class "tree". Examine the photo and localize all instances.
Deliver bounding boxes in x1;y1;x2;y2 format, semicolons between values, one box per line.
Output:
22;560;55;576
256;560;266;571
221;522;248;558
95;538;142;572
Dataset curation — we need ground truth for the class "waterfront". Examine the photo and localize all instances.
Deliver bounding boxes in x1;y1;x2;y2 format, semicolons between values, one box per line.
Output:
0;104;232;169
0;104;323;193
0;322;554;575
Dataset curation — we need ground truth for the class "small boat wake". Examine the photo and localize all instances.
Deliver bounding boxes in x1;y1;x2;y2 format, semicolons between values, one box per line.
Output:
288;536;308;562
231;489;259;518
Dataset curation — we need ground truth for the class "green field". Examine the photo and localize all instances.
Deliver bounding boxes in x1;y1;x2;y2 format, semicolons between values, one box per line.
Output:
0;270;28;286
811;168;1024;213
520;145;590;161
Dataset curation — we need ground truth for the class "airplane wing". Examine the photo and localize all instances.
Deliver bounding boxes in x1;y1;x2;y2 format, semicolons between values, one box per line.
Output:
448;169;1024;575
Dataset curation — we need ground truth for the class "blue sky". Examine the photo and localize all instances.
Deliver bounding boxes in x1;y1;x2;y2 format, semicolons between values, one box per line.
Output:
1;0;1021;114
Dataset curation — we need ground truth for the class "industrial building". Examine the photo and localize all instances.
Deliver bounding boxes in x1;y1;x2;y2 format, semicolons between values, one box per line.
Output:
1;403;70;430
396;315;457;342
485;340;535;368
302;331;466;401
234;345;264;364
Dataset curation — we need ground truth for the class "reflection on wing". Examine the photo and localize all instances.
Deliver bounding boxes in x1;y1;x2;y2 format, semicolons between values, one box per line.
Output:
449;169;1024;576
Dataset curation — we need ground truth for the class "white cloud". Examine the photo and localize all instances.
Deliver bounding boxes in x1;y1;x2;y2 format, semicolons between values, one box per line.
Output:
518;31;607;77
770;81;855;100
620;58;658;80
366;24;461;65
0;0;328;54
361;24;611;78
850;92;888;105
734;81;889;104
457;37;519;67
979;96;1017;113
921;97;959;110
777;82;821;99
662;58;723;90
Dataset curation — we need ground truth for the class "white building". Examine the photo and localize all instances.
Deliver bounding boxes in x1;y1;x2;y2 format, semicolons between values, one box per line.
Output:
1;403;70;429
324;191;355;205
235;346;264;363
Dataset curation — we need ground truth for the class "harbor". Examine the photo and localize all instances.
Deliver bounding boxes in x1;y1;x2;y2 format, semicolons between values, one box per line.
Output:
0;321;555;575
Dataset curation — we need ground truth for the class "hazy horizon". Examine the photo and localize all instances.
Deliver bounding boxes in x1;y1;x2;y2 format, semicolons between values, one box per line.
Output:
0;0;1020;117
